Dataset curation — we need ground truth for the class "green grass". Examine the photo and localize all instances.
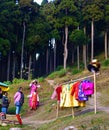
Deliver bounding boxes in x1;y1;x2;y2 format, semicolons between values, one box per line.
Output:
36;111;109;130
0;124;34;130
47;69;67;79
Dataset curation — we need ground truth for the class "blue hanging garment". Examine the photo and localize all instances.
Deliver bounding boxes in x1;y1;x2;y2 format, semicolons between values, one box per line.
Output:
78;82;88;101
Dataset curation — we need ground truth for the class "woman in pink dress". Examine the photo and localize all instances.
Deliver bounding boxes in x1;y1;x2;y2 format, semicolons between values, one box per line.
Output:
29;80;40;109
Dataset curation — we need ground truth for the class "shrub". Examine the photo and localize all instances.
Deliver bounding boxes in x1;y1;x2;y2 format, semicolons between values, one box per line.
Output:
55;66;63;71
12;78;25;84
102;59;109;66
72;69;82;75
58;69;66;77
38;77;44;82
48;71;58;79
8;107;16;114
48;69;66;79
3;81;12;85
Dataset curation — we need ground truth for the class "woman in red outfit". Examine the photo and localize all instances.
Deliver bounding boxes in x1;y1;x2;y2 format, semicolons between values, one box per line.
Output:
29;80;40;108
28;90;37;110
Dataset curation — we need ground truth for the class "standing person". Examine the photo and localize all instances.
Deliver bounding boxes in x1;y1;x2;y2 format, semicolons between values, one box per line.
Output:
28;90;37;110
0;88;3;111
1;91;10;114
0;88;3;98
14;87;24;125
29;80;40;108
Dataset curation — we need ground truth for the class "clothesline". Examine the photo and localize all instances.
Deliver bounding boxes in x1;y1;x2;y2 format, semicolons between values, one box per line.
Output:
55;72;100;118
62;72;100;85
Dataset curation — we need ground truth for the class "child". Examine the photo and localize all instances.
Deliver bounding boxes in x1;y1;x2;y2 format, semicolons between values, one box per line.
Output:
1;92;10;114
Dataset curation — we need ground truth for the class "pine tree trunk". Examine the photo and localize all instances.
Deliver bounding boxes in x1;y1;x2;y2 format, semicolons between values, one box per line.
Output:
64;25;68;69
91;19;94;60
46;48;49;74
7;51;10;81
108;32;109;56
72;45;74;64
54;42;56;71
104;31;108;60
28;55;32;80
83;45;87;69
77;46;80;70
12;52;16;80
83;26;87;69
20;21;26;79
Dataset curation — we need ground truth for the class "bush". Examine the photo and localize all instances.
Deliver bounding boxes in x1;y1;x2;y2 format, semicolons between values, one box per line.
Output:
38;77;44;82
8;107;16;114
48;71;58;79
72;69;82;75
12;78;25;84
58;69;67;77
48;69;67;79
3;81;12;85
55;66;63;71
102;59;109;66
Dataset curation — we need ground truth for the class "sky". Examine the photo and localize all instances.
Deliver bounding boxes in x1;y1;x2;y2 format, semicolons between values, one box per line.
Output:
34;0;42;5
34;0;52;5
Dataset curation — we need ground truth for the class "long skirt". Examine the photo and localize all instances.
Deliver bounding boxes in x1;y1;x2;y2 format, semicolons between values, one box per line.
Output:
29;94;39;107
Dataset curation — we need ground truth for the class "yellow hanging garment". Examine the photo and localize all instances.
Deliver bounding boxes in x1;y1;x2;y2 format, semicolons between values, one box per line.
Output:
60;83;79;107
60;83;86;107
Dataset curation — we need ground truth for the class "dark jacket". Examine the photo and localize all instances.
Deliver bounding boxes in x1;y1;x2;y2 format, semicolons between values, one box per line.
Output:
2;95;10;108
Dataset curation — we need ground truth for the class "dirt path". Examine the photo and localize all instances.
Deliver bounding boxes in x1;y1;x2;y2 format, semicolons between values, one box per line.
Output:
23;117;57;128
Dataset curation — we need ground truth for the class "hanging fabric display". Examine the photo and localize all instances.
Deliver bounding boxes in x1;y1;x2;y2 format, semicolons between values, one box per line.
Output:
50;59;100;118
60;83;85;108
51;80;94;107
51;76;95;118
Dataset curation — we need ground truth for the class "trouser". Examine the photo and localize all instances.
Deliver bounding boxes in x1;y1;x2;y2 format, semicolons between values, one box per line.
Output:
16;105;21;114
1;107;7;114
15;105;22;125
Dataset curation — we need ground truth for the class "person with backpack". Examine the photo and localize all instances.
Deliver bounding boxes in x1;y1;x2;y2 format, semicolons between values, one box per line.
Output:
14;87;24;125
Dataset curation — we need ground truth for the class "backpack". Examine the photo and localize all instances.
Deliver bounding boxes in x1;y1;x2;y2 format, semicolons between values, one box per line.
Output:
19;92;24;106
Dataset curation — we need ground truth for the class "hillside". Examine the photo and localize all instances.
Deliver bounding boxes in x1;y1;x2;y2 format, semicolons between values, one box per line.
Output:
22;66;109;130
1;64;109;130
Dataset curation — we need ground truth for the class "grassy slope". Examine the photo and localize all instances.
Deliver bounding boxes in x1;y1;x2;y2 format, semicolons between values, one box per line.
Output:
1;61;109;130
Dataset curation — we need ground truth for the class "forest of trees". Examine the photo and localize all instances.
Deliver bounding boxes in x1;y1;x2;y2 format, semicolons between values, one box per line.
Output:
0;0;109;82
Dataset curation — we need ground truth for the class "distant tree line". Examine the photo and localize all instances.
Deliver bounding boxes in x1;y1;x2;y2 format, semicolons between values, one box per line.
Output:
0;0;109;81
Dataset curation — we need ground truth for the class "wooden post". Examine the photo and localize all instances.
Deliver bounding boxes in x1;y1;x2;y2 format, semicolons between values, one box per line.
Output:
94;71;97;114
72;107;74;118
56;101;59;118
